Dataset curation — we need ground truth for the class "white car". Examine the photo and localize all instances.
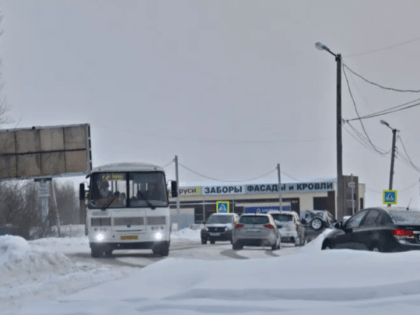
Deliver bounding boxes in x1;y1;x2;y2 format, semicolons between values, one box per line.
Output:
268;211;306;246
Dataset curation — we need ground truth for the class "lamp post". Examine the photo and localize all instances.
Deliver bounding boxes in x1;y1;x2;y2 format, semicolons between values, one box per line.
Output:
315;42;344;220
380;120;398;207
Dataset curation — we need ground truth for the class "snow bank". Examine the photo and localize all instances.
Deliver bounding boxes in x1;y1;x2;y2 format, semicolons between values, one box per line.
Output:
0;235;74;276
300;228;333;252
0;235;133;314
170;227;201;240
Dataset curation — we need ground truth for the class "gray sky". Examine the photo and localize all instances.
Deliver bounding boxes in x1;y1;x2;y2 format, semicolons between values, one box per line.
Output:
1;0;420;208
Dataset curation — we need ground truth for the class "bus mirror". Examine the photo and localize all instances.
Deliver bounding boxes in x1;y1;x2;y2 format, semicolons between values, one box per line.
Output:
79;183;85;200
171;181;178;198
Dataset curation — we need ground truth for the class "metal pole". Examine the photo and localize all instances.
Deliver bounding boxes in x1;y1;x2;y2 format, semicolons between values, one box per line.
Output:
50;180;61;237
388;128;397;207
277;164;282;211
350;173;355;215
175;155;180;222
336;53;344;219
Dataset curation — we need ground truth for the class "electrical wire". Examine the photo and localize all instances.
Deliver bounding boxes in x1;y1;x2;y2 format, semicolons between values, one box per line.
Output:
343;65;389;155
346;97;420;122
343;124;391;156
399;181;419;192
343;64;420;93
397;136;420;172
280;171;301;182
178;163;277;183
162;160;174;168
345;36;420;58
366;182;418;194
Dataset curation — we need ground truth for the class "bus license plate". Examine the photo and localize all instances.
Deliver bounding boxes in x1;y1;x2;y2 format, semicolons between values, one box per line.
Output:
121;235;138;240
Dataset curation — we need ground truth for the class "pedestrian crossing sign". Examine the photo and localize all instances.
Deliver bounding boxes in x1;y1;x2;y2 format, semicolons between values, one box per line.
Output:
383;190;397;205
216;201;230;213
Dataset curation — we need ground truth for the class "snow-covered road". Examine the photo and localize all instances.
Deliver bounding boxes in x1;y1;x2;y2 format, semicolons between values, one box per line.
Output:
2;228;420;315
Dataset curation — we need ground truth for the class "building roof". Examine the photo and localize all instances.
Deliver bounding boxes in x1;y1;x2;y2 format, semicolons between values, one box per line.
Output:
179;176;337;187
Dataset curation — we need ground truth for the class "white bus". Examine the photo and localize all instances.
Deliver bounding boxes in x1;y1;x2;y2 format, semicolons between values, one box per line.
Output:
80;162;177;257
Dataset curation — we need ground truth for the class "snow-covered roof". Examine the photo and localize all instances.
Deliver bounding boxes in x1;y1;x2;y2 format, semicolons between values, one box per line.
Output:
89;162;164;174
179;176;337;187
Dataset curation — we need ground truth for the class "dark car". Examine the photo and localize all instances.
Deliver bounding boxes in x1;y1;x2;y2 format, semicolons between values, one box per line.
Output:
322;207;420;252
201;213;239;244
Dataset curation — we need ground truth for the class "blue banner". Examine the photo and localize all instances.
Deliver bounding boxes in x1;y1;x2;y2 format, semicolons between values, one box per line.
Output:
244;206;291;214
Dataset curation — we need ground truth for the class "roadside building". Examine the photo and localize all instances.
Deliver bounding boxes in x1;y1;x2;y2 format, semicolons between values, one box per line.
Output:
169;175;365;229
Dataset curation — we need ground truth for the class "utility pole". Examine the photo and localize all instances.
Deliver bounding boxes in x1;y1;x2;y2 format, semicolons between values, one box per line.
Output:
381;120;398;207
174;155;180;221
277;164;282;211
315;42;344;220
389;128;397;192
336;53;344;219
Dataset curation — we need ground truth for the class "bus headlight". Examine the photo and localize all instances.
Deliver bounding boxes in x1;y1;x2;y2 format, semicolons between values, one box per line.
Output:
155;232;162;240
96;233;105;242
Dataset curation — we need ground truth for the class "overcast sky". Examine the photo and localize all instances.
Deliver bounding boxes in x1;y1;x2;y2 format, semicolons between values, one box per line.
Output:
1;0;420;208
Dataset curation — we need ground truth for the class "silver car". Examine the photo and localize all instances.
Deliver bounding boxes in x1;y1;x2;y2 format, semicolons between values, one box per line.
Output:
269;211;306;246
232;214;281;251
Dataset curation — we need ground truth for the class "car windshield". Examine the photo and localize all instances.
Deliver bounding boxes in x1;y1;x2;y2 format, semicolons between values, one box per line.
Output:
270;214;293;222
389;210;420;224
239;216;269;224
206;215;233;224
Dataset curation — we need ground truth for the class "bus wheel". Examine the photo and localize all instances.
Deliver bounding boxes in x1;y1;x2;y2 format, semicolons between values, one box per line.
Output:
104;249;113;257
159;242;169;256
153;242;169;257
91;248;102;258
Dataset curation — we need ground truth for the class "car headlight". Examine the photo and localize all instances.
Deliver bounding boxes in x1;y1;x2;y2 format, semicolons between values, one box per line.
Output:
96;233;105;242
155;232;162;240
205;227;209;231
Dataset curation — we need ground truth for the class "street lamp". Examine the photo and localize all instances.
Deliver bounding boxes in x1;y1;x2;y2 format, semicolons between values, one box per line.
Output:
380;120;398;205
315;42;344;220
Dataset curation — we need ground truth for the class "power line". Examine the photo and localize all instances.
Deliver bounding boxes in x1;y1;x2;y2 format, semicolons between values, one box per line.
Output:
343;63;420;93
366;182;419;194
162;160;174;168
178;163;277;183
342;66;389;155
346;97;420;121
343;124;391;156
345;36;420;58
93;123;332;145
397;136;420;172
280;171;301;182
399;181;419;192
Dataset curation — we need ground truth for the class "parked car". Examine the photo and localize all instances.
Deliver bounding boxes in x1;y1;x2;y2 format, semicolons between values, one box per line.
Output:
322;207;420;252
300;210;335;231
201;213;239;244
232;213;281;251
269;211;306;246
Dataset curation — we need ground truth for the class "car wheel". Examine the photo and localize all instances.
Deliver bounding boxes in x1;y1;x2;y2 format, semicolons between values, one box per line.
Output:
294;236;300;247
201;238;207;245
369;244;382;253
322;240;334;250
232;241;242;250
301;235;307;246
310;218;323;231
210;239;216;244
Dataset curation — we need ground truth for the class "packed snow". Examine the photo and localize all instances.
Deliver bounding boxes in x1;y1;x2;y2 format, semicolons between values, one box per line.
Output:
2;227;420;314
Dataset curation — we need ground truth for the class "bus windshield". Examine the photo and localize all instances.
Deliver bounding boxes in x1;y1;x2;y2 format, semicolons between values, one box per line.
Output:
88;171;168;209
